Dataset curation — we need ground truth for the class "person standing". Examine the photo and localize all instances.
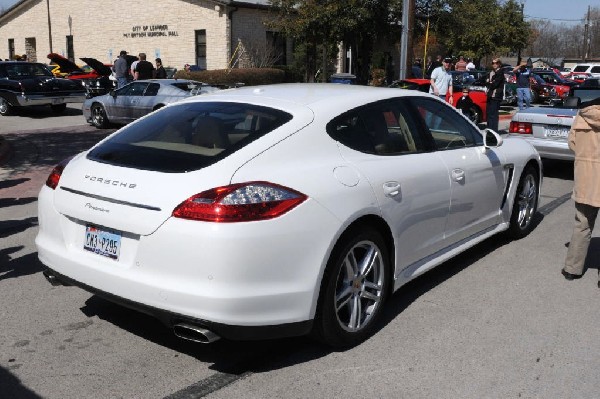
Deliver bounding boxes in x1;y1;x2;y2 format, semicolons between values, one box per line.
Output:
426;55;442;79
562;98;600;286
466;58;476;71
134;53;155;80
429;57;454;105
485;58;505;132
513;62;532;110
455;56;467;71
113;50;129;89
155;58;167;79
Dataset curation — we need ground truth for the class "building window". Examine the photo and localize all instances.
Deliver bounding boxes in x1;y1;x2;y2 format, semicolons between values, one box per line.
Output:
66;35;74;61
195;30;206;70
266;31;286;66
25;37;36;62
8;38;15;60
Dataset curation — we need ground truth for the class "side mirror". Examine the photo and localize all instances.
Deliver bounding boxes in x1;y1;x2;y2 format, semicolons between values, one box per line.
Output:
109;90;116;98
483;128;503;150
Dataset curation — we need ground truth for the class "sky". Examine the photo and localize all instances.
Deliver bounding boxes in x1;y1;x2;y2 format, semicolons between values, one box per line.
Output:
0;0;595;25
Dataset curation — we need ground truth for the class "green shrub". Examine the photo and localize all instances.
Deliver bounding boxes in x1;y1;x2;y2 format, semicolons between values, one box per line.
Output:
173;68;286;86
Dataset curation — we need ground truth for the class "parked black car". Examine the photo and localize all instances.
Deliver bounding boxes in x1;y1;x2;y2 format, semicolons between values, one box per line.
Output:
0;61;86;116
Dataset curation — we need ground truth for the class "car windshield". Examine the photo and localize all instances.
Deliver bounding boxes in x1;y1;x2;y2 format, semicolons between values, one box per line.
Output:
532;75;545;84
87;102;293;173
4;63;54;78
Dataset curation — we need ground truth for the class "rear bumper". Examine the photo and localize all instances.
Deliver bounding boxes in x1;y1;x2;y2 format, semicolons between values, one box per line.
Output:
15;92;86;106
42;267;313;341
511;135;574;161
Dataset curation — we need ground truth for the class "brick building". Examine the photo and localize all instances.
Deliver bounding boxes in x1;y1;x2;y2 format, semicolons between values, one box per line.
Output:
0;0;290;70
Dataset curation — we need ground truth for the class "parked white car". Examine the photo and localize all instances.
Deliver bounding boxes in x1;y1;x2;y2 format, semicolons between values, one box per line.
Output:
571;63;600;78
509;86;600;160
37;84;542;347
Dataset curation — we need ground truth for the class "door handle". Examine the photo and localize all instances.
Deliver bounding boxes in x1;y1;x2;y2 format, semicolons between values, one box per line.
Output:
452;168;465;182
383;182;401;198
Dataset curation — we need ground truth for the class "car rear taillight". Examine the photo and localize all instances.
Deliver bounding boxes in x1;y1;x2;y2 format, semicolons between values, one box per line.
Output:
509;121;533;135
45;157;73;189
172;182;308;222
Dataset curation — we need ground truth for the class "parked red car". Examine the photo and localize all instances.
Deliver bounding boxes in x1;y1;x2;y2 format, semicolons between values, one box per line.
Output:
389;78;487;123
47;53;116;97
47;53;112;81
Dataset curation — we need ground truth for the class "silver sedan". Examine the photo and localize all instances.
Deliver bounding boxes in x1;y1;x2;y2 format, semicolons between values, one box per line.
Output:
82;79;220;128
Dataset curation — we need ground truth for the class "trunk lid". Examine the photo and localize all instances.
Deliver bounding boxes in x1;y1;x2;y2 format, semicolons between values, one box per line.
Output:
80;57;113;77
54;155;239;236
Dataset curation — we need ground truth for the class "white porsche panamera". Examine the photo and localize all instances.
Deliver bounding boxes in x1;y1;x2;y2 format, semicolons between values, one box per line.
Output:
37;84;541;347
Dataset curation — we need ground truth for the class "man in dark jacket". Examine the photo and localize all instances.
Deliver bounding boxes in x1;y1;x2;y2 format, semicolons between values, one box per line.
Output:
113;50;129;89
134;53;155;80
486;58;505;132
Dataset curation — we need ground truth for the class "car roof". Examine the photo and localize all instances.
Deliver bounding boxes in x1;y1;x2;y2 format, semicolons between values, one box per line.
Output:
184;83;428;110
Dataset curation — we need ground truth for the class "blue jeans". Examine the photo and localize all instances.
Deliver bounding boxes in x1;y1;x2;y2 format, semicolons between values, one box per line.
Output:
116;77;128;89
516;87;531;110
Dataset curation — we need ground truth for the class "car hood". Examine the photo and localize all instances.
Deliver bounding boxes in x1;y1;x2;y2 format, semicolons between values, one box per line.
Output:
47;53;82;74
19;75;86;93
80;57;112;76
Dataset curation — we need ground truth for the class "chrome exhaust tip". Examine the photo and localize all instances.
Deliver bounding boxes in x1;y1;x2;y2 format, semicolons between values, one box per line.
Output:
43;269;64;286
173;323;220;344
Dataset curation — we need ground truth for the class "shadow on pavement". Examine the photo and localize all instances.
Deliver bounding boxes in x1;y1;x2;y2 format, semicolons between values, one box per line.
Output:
542;159;574;181
0;247;44;281
0;197;37;208
0;365;43;399
0;178;30;189
0;217;38;239
7;104;83;118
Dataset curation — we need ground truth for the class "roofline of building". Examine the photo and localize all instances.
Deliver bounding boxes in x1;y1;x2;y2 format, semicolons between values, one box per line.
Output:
0;0;272;22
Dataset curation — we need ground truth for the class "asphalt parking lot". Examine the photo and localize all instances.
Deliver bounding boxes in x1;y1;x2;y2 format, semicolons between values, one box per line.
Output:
1;101;600;399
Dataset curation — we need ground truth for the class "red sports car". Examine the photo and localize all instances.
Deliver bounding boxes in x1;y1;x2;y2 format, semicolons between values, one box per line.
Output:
47;53;112;81
48;53;116;97
389;78;488;123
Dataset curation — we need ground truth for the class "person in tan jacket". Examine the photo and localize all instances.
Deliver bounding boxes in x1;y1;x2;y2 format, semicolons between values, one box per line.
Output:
563;98;600;286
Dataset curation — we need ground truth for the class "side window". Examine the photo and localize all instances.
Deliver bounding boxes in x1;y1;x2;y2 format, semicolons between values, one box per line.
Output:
591;66;600;74
144;83;160;96
410;97;482;150
128;82;148;96
326;100;426;155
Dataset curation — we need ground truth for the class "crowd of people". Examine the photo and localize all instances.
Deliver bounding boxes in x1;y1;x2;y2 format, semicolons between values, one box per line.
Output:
112;50;169;89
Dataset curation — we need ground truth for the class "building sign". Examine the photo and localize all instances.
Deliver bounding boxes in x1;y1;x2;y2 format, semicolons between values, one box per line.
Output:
124;25;179;39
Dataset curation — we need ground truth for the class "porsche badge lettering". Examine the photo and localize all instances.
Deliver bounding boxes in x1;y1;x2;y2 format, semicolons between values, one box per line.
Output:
84;175;137;189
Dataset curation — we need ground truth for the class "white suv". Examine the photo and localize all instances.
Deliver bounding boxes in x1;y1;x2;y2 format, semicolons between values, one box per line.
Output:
572;63;600;77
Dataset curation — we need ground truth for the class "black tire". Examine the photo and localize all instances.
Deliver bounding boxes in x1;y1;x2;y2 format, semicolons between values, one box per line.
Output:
506;166;539;239
50;103;67;114
0;97;14;116
312;226;390;347
91;103;109;129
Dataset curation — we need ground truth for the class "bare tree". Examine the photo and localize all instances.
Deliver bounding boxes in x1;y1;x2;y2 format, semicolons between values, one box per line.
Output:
526;6;600;62
242;42;283;68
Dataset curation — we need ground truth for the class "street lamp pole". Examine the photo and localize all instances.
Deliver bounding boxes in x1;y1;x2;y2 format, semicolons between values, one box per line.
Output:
46;0;53;53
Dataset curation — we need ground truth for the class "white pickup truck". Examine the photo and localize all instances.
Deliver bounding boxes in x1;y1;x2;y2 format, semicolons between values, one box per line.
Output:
508;87;600;160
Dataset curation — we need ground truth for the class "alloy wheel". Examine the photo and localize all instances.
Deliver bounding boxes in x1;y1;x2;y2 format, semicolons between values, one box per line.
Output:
334;240;385;332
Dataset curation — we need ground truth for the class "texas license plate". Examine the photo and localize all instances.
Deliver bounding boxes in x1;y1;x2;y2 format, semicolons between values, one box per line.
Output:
544;127;569;139
84;225;121;260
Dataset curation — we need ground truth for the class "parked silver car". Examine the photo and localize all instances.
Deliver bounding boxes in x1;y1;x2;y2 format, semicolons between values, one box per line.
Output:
509;86;600;160
82;79;220;128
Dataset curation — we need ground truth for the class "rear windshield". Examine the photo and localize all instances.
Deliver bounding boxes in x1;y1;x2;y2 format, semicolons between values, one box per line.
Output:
573;65;590;72
87;102;293;173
